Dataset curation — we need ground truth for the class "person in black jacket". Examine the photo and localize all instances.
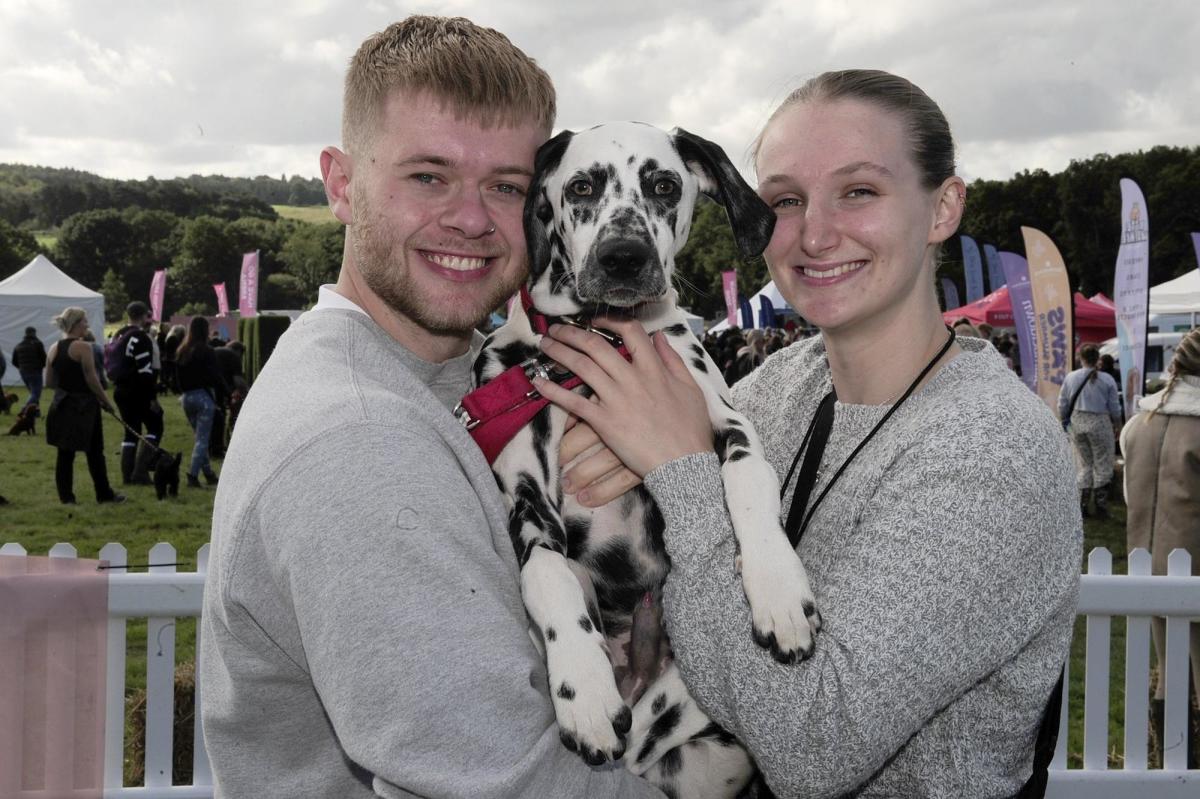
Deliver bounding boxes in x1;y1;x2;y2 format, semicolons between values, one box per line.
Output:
111;301;164;485
12;326;47;410
176;316;226;488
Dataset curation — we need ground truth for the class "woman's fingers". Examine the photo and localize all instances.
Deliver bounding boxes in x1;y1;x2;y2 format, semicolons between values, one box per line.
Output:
575;467;642;508
560;416;600;464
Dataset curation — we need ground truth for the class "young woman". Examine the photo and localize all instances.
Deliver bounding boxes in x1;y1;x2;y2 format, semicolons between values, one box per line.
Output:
43;307;124;504
535;71;1081;797
175;316;225;488
1120;327;1200;752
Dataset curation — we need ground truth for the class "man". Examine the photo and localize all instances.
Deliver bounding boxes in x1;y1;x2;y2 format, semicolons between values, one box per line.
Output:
110;301;163;484
12;326;47;410
199;17;662;798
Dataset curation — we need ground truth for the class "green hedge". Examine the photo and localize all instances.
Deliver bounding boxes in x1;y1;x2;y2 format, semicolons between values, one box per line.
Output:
237;314;290;385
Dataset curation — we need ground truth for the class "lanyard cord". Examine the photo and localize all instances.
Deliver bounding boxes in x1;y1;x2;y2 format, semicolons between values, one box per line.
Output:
781;325;957;541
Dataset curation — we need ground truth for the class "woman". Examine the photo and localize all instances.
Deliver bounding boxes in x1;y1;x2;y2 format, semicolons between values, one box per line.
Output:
536;71;1080;797
43;307;124;504
1120;327;1200;754
1058;343;1122;518
176;316;224;488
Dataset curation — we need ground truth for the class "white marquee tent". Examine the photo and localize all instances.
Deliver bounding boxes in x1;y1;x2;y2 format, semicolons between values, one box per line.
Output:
1149;269;1200;314
708;280;795;333
0;255;105;386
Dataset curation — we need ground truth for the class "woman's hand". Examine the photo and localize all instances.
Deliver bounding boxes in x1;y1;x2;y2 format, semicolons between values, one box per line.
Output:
560;417;641;507
533;319;714;478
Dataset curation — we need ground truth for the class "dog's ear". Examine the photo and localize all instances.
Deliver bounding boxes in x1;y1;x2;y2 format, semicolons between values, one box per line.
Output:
523;129;574;281
671;127;775;258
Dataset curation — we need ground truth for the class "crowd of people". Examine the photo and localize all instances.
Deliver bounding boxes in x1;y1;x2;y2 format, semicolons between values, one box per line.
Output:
1;301;248;505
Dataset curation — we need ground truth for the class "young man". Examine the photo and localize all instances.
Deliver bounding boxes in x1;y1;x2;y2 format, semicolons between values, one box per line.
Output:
111;301;163;484
199;17;663;798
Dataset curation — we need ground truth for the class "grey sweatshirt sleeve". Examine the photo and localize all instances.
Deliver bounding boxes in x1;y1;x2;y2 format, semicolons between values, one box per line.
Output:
644;421;1079;797
254;421;662;799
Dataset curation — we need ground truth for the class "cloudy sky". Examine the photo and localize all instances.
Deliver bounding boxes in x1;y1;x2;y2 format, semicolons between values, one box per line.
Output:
1;0;1195;186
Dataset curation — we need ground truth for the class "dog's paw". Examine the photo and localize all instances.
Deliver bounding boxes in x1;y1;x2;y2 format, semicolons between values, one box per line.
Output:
547;627;630;764
738;546;820;664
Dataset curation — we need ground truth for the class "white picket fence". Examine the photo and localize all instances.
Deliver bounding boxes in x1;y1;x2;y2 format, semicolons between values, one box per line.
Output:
0;542;1197;798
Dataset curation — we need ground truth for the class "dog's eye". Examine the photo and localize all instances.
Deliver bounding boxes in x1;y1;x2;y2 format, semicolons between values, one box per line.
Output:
653;179;677;196
569;180;593;197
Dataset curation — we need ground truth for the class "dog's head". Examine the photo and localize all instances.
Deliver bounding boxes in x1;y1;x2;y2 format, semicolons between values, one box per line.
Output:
523;122;775;316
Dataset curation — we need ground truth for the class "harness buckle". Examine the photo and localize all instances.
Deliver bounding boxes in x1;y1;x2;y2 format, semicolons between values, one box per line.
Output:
452;402;481;431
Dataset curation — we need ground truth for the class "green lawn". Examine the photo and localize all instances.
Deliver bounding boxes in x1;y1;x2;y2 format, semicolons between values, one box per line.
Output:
34;231;57;251
272;203;335;224
0;391;1157;773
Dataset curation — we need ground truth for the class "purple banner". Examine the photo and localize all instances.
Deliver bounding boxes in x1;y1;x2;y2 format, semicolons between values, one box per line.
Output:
148;268;166;323
960;235;985;303
1000;251;1037;393
940;277;961;311
1114;178;1149;418
239;250;259;317
984;243;1005;294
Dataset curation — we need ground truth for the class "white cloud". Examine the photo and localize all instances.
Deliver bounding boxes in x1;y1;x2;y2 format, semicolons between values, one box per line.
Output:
0;0;1194;183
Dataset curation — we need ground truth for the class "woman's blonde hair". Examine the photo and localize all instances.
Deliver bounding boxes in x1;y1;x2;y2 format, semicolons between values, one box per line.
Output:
52;307;88;334
1148;327;1200;419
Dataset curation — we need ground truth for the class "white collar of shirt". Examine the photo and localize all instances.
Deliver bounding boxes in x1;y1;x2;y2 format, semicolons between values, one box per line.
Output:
313;285;369;316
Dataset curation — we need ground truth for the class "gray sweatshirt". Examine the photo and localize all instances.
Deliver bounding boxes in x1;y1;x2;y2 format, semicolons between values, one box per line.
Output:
200;308;662;799
645;335;1081;798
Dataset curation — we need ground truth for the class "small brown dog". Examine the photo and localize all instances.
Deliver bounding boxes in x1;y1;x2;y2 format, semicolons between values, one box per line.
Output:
0;393;17;413
7;404;37;436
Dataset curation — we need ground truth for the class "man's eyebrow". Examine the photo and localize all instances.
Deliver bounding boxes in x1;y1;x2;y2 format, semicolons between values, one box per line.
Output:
833;161;894;178
394;155;533;178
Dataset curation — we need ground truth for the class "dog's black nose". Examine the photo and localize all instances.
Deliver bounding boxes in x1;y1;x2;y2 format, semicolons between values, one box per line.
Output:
596;239;652;276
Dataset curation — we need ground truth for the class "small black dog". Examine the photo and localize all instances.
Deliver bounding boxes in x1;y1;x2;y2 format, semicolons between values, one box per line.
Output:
7;404;37;436
1;393;17;414
148;449;182;500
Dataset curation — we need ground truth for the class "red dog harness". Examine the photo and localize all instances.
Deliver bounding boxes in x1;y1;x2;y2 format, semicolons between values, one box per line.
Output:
455;289;630;464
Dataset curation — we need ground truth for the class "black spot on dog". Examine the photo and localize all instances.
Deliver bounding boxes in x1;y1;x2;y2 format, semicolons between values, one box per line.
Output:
578;615;593;634
689;343;705;358
641;489;667;559
663;323;689;337
564;515;591;559
695;722;739;747
658;747;683;777
530;408;553;484
651;693;667;714
713;426;751;464
636;702;681;763
557;682;576;700
545;626;557;642
508;473;566;565
691;358;708;373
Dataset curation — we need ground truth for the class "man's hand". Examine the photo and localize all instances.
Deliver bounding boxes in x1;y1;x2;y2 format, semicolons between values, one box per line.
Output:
560;417;641;508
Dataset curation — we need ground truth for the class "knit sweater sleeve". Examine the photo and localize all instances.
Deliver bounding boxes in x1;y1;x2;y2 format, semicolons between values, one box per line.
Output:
644;368;1079;797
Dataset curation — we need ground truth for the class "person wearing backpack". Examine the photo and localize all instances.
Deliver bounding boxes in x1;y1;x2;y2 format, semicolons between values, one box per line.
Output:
107;301;163;485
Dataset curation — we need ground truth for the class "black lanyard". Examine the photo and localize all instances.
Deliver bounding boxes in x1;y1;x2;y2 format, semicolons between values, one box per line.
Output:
780;326;956;547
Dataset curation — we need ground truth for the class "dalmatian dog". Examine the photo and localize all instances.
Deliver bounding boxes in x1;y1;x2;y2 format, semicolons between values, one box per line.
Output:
469;122;820;798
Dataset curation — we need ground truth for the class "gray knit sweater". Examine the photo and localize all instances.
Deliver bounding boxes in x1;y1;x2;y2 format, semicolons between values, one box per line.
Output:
645;335;1081;798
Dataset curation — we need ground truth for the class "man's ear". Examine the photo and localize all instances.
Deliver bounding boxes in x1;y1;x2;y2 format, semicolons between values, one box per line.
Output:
930;176;966;245
321;147;353;226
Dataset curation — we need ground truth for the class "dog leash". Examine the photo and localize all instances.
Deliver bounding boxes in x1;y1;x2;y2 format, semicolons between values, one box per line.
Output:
455;288;632;464
103;407;164;452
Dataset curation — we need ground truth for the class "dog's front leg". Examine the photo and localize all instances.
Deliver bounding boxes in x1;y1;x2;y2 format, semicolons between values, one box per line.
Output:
670;333;821;663
497;410;631;764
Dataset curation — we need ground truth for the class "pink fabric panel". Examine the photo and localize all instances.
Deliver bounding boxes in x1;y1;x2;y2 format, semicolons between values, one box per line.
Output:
0;555;108;797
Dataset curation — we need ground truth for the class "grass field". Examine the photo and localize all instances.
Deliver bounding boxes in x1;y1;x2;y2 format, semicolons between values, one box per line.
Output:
0;384;1154;772
34;232;57;251
272;203;335;224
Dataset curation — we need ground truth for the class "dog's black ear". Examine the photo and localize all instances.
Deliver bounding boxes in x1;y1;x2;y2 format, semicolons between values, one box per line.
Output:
523;129;574;280
672;127;775;258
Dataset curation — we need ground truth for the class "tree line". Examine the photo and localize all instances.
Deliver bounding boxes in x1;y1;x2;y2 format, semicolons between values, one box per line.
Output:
1;146;1197;322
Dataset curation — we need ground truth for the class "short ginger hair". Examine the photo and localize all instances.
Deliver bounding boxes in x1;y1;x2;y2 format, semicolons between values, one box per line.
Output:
342;16;556;156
